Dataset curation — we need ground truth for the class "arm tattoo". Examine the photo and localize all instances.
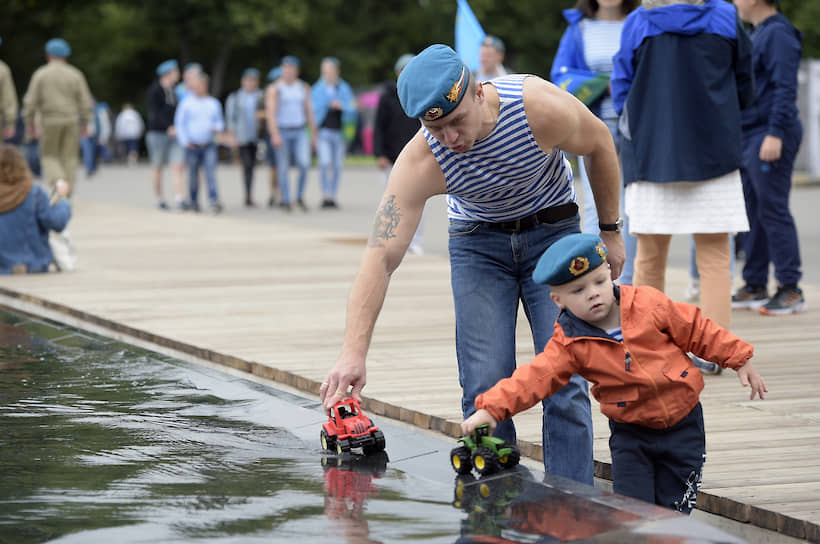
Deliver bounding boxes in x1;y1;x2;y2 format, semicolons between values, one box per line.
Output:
368;195;402;248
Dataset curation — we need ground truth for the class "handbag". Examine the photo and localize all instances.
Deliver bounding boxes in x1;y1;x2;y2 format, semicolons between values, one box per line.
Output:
49;230;77;272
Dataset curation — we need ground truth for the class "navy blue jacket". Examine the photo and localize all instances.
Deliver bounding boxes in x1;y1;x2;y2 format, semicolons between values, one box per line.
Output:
0;185;71;274
612;0;755;184
741;13;802;138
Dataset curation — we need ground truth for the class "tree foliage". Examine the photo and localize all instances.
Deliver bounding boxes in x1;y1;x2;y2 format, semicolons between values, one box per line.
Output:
1;0;818;111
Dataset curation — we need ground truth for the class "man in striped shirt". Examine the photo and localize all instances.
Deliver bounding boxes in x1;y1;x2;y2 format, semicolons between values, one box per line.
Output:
321;45;624;485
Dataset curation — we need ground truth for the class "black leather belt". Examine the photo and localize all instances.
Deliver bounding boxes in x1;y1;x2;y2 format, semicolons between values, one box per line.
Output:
487;202;578;233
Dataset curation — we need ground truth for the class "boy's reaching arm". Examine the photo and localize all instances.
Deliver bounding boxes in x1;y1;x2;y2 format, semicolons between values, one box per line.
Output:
461;409;498;436
467;340;579;430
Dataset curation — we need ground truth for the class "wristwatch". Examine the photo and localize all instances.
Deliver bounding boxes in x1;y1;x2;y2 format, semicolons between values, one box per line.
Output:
598;217;624;232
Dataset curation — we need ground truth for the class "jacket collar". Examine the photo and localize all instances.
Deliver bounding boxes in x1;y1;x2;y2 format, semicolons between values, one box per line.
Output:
556;284;621;341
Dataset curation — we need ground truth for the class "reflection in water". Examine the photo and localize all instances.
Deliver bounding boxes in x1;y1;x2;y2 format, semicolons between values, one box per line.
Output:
452;469;642;543
321;452;389;544
0;311;458;543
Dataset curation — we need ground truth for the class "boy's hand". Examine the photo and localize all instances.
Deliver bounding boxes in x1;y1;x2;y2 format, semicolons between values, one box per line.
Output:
737;362;768;400
461;409;498;436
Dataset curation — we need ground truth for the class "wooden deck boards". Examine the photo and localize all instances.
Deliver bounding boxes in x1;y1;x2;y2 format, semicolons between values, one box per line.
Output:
2;199;819;542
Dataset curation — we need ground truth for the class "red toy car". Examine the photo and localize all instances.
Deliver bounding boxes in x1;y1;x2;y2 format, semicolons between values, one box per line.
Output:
321;397;386;455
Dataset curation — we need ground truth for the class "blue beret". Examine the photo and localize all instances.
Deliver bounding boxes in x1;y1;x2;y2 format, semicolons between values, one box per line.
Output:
394;53;414;75
481;35;505;53
156;59;179;76
267;66;282;81
242;67;260;79
533;233;609;286
45;38;71;58
282;55;300;67
398;44;470;121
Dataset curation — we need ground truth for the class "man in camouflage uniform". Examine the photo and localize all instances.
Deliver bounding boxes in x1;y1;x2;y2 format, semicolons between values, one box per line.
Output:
0;36;18;141
22;38;93;194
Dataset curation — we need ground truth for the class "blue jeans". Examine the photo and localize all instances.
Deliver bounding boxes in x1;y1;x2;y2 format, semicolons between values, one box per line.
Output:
318;128;345;199
577;117;637;285
449;215;594;485
276;127;310;204
185;144;219;206
740;122;803;287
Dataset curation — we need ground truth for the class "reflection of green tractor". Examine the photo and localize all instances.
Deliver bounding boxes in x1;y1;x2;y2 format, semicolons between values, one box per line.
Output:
450;423;520;476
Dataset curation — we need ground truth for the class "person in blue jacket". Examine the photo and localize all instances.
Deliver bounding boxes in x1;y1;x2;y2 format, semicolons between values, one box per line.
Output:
311;57;357;209
550;0;638;285
731;0;806;316
611;0;754;340
0;144;71;274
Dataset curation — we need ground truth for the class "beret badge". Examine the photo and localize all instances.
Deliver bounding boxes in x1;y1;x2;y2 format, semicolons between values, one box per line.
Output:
424;107;444;121
569;256;590;277
445;67;467;103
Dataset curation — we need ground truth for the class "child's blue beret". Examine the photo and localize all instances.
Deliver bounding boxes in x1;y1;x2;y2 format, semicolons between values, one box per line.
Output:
533;233;608;286
397;44;470;121
242;67;260;79
156;59;179;77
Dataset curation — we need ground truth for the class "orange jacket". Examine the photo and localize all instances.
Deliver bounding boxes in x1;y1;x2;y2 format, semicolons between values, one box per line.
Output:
476;285;754;429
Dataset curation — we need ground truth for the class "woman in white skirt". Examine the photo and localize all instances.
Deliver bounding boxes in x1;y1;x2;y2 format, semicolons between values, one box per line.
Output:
611;0;755;330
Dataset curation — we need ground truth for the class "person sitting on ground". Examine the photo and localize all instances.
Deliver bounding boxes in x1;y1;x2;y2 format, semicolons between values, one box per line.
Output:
462;233;767;514
0;144;71;274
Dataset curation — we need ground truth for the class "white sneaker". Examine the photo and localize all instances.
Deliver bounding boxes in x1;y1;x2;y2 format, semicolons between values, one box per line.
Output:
685;279;700;302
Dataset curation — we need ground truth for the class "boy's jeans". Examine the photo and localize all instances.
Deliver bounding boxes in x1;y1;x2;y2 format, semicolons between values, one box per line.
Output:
449;213;594;485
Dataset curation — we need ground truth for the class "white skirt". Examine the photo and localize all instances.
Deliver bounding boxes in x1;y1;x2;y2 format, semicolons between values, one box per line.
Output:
624;169;750;235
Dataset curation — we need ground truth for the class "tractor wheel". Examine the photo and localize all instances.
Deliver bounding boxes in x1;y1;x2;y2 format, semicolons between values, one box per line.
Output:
471;446;500;476
363;430;386;455
336;438;351;455
320;430;336;452
450;446;473;475
499;444;521;469
453;473;476;509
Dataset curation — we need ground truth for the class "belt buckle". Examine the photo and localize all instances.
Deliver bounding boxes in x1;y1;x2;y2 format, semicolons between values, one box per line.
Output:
513;218;522;232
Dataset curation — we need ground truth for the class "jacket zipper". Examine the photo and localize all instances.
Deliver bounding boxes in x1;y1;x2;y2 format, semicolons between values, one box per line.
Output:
623;340;670;426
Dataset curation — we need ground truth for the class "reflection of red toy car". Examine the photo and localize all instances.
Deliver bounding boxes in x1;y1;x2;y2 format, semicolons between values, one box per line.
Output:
321;397;386;455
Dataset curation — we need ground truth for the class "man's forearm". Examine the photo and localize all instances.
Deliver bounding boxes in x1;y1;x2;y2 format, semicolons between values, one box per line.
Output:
584;142;621;224
342;256;391;358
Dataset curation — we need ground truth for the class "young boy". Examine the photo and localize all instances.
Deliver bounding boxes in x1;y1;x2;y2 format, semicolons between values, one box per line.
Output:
462;233;767;514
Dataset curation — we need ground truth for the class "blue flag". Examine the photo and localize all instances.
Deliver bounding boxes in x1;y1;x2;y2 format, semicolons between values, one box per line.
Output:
455;0;485;73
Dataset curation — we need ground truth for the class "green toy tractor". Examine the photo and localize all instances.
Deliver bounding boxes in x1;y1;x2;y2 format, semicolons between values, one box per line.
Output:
450;423;521;476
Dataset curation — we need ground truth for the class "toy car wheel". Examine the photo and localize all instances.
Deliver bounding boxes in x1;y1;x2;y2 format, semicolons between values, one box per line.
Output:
450;446;472;474
336;438;351;455
472;447;500;476
320;430;336;452
363;430;386;455
499;444;521;469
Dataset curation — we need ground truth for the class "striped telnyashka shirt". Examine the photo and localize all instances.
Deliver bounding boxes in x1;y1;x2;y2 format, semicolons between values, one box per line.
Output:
424;74;576;223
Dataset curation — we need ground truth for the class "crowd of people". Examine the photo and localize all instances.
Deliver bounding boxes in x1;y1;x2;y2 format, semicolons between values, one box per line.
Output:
0;0;811;522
